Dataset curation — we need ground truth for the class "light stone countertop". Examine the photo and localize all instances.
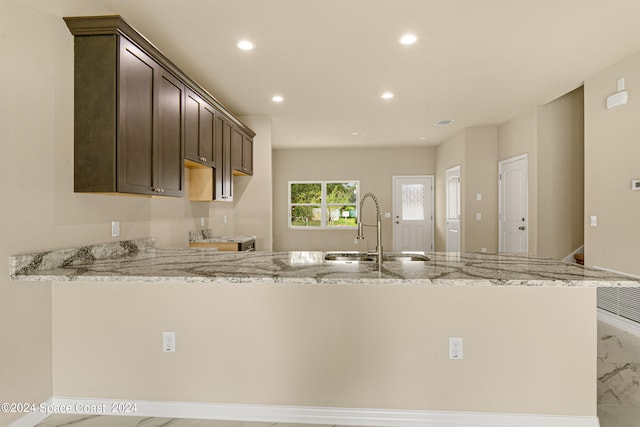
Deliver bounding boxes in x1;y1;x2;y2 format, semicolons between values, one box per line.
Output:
8;238;640;287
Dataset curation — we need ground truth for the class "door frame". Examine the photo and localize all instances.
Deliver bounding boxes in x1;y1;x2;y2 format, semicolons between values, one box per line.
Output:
391;175;435;252
445;165;461;252
498;154;528;253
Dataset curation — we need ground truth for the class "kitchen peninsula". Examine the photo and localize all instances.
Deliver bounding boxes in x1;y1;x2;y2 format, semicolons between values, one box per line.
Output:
11;239;638;427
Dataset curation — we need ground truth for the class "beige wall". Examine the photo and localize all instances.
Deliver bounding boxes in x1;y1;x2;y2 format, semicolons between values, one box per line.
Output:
498;109;539;254
272;147;436;252
537;87;585;259
435;131;466;251
234;116;273;251
464;127;499;253
434;127;498;252
496;88;584;259
52;280;597;416
0;3;265;424
584;52;640;276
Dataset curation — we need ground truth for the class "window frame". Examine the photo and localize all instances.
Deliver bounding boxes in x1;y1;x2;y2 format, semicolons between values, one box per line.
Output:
288;180;360;230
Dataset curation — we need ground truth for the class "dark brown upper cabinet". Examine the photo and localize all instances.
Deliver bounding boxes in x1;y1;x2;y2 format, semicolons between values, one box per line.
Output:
185;88;216;168
65;15;255;198
215;115;234;201
232;128;254;176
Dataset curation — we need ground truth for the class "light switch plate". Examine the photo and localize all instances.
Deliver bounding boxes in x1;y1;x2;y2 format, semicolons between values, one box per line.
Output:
632;179;640;191
590;215;598;227
163;331;176;352
111;221;120;237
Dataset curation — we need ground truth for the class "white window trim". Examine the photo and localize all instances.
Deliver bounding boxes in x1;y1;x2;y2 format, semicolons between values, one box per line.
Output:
288;181;360;230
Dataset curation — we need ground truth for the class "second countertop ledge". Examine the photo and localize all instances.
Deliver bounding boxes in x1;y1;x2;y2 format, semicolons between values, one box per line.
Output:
8;238;640;287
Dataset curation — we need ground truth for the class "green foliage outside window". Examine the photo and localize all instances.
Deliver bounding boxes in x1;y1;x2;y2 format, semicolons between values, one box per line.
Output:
290;181;359;228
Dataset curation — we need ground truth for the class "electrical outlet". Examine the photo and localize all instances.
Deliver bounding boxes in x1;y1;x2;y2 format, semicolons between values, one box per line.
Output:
223;214;227;224
481;247;487;253
476;212;482;221
163;331;176;352
111;221;120;237
590;215;598;227
449;337;463;359
200;216;205;227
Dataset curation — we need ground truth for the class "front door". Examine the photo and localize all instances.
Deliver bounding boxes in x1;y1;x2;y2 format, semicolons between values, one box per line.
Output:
393;176;434;252
499;155;528;253
446;166;461;252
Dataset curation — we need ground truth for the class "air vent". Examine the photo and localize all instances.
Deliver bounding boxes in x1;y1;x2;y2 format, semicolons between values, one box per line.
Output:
436;119;454;126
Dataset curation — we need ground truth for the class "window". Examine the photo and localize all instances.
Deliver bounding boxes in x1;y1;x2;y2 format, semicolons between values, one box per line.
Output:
289;181;359;229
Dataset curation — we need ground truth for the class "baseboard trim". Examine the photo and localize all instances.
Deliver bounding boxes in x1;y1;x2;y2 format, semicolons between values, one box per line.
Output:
6;398;52;427
9;397;598;427
598;307;640;338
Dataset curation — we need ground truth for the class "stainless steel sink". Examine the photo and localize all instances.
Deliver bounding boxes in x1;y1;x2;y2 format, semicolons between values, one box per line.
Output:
382;254;430;262
324;252;430;263
324;253;376;262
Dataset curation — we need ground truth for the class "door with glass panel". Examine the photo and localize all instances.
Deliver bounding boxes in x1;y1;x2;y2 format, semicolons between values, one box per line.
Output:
392;176;434;252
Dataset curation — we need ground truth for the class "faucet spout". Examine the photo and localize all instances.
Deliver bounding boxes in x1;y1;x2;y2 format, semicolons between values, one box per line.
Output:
356;192;383;268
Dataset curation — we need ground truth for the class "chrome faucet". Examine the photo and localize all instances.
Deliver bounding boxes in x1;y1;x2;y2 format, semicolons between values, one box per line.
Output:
356;192;383;268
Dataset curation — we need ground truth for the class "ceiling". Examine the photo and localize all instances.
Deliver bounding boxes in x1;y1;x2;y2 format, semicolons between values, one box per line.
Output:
22;0;640;149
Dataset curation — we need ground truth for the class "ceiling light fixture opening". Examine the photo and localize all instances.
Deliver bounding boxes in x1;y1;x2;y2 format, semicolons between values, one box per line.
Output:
381;92;394;100
436;119;454;126
400;34;418;45
272;95;284;103
237;40;255;51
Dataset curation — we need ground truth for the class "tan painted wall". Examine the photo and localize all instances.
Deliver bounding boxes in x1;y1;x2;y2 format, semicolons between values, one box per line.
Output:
537;87;585;259
272;147;436;252
0;3;264;424
234;116;273;251
498;109;539;254
434;127;498;253
52;280;596;416
496;89;584;259
584;52;640;276
434;132;466;251
464;127;499;253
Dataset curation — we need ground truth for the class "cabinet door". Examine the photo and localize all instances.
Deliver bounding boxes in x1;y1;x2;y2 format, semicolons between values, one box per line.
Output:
184;89;201;163
156;70;185;197
200;103;216;168
232;127;243;171
214;115;233;201
117;37;157;195
242;134;253;175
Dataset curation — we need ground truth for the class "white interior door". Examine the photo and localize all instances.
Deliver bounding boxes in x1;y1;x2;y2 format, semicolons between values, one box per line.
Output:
499;155;528;253
446;166;461;252
393;176;434;252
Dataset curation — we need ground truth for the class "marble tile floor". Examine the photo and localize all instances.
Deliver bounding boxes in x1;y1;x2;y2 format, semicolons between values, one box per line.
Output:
32;320;640;427
598;320;640;427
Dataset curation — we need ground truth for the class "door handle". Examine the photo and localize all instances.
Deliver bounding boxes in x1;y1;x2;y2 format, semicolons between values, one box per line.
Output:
518;226;526;230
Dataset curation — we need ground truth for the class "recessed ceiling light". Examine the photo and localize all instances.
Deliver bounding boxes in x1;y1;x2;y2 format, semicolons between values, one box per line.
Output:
381;92;394;100
272;95;284;103
436;119;454;126
419;137;427;140
352;132;360;136
237;40;255;51
400;34;418;45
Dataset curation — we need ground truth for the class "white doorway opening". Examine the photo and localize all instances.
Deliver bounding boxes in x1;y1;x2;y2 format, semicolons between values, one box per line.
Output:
499;154;528;253
445;166;461;252
392;176;434;252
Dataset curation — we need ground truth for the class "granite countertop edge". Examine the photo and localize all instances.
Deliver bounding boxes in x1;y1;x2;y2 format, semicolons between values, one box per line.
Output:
9;238;640;287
